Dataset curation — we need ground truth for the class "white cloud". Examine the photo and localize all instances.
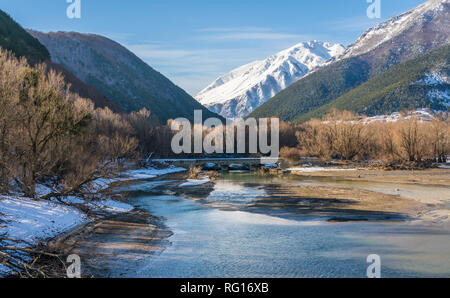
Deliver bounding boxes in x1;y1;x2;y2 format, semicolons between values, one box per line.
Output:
203;32;308;41
196;26;312;42
127;43;276;95
124;27;318;95
327;16;381;33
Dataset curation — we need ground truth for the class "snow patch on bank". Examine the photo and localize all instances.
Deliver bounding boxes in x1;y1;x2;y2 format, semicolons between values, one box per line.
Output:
89;199;134;214
0;165;187;276
179;177;211;187
93;166;187;191
125;166;186;180
0;196;89;244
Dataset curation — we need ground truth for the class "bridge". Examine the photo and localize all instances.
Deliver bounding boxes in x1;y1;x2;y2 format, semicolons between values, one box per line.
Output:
152;158;278;171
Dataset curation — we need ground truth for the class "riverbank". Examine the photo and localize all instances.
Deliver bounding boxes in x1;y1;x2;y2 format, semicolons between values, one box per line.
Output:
57;167;450;278
287;167;450;225
0;164;187;277
44;208;172;278
3;162;449;277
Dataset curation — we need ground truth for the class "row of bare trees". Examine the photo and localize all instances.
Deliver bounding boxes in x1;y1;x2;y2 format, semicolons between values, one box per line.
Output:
0;48;175;200
1;45;448;201
280;109;449;164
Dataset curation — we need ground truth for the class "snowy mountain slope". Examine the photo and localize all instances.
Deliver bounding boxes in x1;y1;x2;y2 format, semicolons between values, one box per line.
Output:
196;41;345;119
341;0;450;60
250;0;449;122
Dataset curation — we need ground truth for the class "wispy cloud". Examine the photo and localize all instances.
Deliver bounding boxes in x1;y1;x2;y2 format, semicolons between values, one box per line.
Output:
127;43;275;95
125;27;316;95
327;16;380;33
197;27;270;33
196;27;312;42
203;32;308;41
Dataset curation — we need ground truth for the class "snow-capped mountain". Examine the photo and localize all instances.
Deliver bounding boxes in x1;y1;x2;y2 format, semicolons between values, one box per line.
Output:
249;0;449;123
196;41;345;119
341;0;449;59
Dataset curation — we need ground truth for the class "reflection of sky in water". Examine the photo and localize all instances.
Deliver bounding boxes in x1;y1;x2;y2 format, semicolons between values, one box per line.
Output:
115;180;175;192
123;190;450;278
90;174;450;278
202;181;265;206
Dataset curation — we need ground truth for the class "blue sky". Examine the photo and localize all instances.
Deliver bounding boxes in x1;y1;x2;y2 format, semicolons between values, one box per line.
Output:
0;0;426;95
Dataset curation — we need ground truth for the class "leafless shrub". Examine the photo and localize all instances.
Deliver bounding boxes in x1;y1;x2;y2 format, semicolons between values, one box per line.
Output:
429;117;450;163
205;171;219;180
280;146;302;162
0;48;138;199
289;109;449;167
256;167;270;176
296;119;332;162
187;165;202;179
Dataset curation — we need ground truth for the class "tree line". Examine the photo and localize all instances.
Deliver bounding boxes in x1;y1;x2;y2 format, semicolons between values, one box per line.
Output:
0;48;174;199
1;46;448;200
279;109;449;167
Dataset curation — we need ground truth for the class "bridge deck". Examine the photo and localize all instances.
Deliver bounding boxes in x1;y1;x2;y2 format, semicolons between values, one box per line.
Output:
152;158;277;170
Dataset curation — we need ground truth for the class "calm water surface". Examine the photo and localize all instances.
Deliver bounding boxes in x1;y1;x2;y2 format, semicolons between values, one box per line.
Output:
110;173;450;277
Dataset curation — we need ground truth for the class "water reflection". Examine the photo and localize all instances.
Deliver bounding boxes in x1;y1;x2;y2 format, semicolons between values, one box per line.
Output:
79;173;450;278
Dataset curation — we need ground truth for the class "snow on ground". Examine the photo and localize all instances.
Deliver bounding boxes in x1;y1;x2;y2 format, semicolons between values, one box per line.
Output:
0;164;188;276
0;196;89;244
1;165;187;240
179;177;211;187
415;71;449;86
93;166;187;191
124;166;186;179
428;89;450;107
88;199;134;214
59;196;134;215
35;184;52;197
362;109;440;124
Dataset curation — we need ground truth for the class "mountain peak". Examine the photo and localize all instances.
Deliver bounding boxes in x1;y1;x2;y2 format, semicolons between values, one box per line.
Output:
249;0;449;123
196;41;345;119
341;0;449;59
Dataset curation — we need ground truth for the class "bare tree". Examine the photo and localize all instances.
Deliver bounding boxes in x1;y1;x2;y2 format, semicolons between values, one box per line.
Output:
0;48;138;200
429;118;449;163
398;119;426;162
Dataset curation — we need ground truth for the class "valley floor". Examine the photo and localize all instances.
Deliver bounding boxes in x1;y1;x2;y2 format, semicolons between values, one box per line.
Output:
58;165;450;278
1;162;449;277
287;166;450;225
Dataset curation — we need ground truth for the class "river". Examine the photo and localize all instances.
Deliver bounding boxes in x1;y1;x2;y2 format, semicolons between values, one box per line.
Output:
79;172;450;278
